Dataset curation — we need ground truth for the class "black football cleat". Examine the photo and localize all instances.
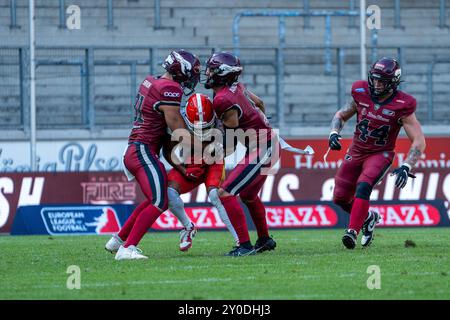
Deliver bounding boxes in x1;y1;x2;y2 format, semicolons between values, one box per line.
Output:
255;236;277;253
342;229;357;249
361;210;380;247
225;246;256;257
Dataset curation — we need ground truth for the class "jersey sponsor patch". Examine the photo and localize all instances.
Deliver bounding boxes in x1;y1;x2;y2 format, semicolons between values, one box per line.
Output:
355;88;365;92
382;109;395;116
163;91;181;98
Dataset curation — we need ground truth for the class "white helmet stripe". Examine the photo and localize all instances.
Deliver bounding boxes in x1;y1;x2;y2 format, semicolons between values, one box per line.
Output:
172;51;192;75
196;93;204;123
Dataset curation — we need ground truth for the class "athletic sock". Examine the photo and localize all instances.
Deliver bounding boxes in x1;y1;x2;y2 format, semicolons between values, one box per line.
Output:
348;197;370;234
124;205;161;247
168;187;192;228
219;195;250;244
118;200;150;241
243;197;269;239
340;200;354;215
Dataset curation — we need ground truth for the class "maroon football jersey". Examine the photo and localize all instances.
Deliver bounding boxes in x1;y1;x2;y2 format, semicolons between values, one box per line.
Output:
350;80;416;154
213;82;272;144
128;76;183;154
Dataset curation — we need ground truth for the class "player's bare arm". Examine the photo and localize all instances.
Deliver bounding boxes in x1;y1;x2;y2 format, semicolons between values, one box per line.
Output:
391;112;426;189
160;105;186;132
402;113;426;168
221;108;240;157
162;136;186;175
160;104;195;149
328;99;358;150
331;99;358;133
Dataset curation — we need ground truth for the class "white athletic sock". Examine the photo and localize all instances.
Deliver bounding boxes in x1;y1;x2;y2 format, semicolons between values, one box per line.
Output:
208;188;239;246
168;187;192;228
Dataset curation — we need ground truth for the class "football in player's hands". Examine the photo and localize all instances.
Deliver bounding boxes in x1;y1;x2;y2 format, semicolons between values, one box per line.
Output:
391;164;415;189
329;132;342;150
185;165;205;181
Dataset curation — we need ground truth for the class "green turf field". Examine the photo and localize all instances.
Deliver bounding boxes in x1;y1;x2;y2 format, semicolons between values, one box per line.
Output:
0;228;449;300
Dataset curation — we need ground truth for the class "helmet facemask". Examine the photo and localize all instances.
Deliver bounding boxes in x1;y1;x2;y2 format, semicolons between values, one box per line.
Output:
185;118;216;142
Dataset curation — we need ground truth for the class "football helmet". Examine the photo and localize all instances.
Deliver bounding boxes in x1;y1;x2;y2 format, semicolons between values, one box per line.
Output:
184;93;216;141
162;49;201;95
368;57;401;98
204;51;243;89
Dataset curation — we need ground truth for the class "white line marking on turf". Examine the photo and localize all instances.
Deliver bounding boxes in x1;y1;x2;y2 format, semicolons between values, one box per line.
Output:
30;276;257;289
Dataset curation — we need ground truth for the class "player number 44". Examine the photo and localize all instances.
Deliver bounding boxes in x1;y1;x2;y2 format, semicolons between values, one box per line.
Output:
357;119;390;146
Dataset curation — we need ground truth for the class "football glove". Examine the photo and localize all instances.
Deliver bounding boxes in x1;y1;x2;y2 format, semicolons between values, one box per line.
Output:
329;131;342;151
391;164;416;189
185;165;205;181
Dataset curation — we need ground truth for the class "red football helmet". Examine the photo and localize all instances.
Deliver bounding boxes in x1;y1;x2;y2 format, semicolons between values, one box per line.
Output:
162;49;201;95
204;51;243;89
368;57;401;98
184;93;216;141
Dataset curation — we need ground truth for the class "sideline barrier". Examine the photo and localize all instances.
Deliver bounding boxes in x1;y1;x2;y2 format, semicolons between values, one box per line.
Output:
2;166;449;233
10;200;450;235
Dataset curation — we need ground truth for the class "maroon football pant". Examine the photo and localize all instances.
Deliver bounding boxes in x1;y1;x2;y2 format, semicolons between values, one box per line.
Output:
124;142;168;211
118;142;168;246
333;149;394;213
220;143;273;244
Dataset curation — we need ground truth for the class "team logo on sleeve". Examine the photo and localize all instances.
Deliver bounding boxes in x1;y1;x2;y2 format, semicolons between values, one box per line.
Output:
355;88;365;93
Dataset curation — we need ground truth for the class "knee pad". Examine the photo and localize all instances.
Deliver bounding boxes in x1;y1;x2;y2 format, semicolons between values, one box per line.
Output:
168;187;184;210
355;182;373;200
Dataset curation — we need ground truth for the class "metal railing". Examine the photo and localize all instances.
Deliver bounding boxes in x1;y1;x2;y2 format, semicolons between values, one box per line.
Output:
394;0;403;29
9;0;163;30
232;10;378;75
440;0;448;28
6;1;448;30
1;45;449;134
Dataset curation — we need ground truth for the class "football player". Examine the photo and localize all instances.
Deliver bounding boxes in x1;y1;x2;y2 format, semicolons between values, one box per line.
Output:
328;57;426;249
163;93;239;251
204;51;277;256
105;50;201;260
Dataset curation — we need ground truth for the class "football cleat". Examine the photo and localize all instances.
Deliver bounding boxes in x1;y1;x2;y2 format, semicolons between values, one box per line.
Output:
255;236;277;253
179;223;197;252
361;210;380;247
342;229;358;249
105;234;123;253
115;245;148;260
225;246;256;257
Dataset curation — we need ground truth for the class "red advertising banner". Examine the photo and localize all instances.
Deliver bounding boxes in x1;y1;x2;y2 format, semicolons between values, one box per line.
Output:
370;203;441;227
1;167;449;233
280;136;450;169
